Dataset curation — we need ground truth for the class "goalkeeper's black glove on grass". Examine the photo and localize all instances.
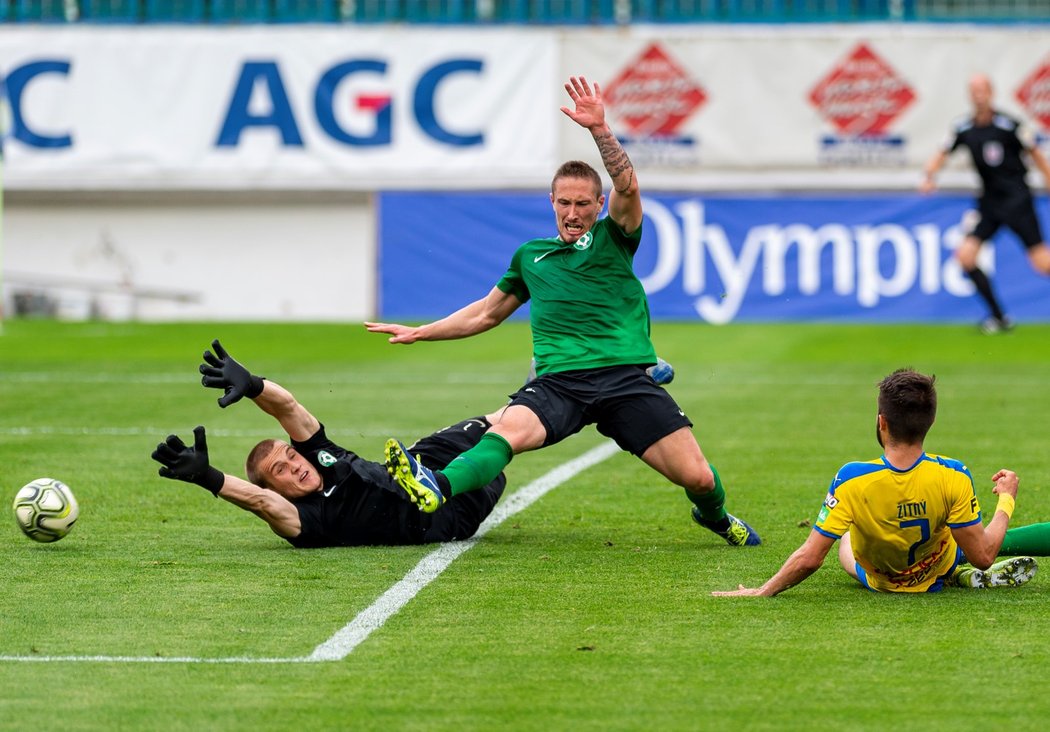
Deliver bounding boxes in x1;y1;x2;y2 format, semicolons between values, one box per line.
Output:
199;339;264;408
151;425;225;496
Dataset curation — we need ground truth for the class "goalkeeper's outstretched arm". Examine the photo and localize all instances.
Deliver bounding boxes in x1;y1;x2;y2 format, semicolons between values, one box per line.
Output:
199;339;319;442
151;425;302;538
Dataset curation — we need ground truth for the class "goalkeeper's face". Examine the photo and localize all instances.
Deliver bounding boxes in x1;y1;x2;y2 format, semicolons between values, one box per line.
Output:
259;441;323;498
551;177;605;245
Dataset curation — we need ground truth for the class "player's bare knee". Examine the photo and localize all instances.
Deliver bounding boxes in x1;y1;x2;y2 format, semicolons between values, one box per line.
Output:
955;243;980;271
681;463;715;495
1029;245;1050;275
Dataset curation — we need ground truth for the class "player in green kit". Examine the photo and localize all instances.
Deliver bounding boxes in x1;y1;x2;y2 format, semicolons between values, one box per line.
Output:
365;76;760;547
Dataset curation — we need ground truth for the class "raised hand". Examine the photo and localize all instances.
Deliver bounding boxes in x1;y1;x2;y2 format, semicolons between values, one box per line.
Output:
560;76;607;131
151;425;225;496
200;339;264;408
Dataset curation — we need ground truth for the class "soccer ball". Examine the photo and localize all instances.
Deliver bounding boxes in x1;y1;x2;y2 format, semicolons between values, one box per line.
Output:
12;478;79;543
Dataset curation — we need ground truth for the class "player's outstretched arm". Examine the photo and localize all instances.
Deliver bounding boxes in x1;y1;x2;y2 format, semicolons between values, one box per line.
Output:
150;426;301;537
560;75;641;235
212;475;302;539
200;339;319;441
251;380;320;444
365;286;521;344
712;531;835;597
952;469;1019;569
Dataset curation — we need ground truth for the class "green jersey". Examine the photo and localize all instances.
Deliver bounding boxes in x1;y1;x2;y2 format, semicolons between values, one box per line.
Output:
496;216;657;376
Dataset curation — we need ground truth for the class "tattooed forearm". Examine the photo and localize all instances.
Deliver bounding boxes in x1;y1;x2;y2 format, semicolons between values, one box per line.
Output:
613;168;634;194
593;130;635;192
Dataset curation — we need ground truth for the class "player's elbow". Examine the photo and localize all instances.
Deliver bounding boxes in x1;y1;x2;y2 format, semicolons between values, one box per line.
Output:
963;542;998;570
475;311;508;333
792;546;826;574
967;550;996;570
797;555;825;574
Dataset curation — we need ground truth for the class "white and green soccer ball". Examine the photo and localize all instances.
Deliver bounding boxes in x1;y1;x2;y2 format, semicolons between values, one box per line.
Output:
13;478;79;543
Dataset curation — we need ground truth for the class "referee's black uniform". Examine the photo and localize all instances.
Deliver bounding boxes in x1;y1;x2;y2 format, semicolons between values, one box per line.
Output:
285;417;504;548
948;111;1046;252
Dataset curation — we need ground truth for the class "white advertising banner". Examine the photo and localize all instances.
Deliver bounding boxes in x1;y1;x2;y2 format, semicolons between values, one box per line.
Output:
0;27;557;190
560;25;1050;189
4;25;1050;191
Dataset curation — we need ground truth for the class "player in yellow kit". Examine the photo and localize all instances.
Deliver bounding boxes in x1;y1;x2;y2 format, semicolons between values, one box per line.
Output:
713;369;1037;596
816;455;985;592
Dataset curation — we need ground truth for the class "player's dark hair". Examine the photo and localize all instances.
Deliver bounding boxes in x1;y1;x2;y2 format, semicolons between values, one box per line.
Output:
246;439;281;489
552;160;603;199
878;369;937;444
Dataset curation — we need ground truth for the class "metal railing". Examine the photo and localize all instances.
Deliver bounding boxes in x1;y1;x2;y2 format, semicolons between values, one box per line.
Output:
1;0;1047;24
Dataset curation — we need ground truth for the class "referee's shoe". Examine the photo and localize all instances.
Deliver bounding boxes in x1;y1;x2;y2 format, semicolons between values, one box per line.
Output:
385;439;446;513
980;316;1015;335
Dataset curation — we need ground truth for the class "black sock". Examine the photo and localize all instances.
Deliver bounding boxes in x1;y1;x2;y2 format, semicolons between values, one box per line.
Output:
434;471;452;498
966;267;1005;321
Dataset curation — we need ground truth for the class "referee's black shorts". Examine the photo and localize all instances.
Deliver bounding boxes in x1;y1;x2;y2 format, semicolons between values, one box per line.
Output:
973;195;1046;249
508;365;693;457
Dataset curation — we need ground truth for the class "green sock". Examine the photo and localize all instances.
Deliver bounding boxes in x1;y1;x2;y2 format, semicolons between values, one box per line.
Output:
999;522;1050;557
442;432;513;496
686;463;728;525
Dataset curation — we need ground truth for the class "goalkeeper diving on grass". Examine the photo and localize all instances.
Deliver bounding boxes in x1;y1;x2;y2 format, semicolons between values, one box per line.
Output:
150;340;505;548
714;369;1039;596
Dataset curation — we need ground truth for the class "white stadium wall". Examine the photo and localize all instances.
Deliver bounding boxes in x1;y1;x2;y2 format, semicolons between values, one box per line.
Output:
2;24;1049;321
4;191;374;321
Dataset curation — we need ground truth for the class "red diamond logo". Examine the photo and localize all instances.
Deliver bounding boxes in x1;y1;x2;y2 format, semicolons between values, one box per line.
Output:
603;43;706;137
1016;59;1050;131
809;42;916;135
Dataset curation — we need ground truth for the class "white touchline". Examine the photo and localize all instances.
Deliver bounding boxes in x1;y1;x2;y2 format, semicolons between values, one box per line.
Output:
0;440;619;665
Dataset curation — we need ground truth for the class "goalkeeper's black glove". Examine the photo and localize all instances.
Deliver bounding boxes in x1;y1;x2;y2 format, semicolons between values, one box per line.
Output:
199;338;264;408
151;425;225;496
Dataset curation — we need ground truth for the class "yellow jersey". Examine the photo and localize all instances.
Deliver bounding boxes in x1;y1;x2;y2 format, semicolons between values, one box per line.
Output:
814;453;981;592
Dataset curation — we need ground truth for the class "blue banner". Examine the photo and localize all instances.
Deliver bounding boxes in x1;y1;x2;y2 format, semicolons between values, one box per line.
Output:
378;191;1050;323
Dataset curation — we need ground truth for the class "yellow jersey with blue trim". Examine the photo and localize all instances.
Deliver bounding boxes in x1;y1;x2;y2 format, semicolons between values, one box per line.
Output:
814;453;981;592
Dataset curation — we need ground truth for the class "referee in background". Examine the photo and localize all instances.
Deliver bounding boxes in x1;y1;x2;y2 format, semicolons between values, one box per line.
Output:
921;73;1050;334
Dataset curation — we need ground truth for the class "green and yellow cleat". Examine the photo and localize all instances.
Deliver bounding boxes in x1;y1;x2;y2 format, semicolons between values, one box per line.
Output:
384;438;446;513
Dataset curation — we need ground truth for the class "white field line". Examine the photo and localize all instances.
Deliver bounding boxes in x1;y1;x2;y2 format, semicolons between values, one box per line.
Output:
0;426;409;438
306;440;619;661
0;426;280;437
0;655;307;664
0;372;518;385
0;440;620;665
2;371;1044;388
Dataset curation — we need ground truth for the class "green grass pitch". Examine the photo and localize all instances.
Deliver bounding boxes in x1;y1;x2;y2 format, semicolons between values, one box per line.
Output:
2;319;1049;731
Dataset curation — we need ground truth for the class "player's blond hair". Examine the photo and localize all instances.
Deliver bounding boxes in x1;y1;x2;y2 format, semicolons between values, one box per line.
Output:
245;439;281;489
552;160;603;199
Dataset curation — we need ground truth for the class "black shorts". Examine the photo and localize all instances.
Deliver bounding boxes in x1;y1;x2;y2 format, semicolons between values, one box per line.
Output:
973;196;1046;249
508;365;693;457
411;416;506;543
408;416;493;468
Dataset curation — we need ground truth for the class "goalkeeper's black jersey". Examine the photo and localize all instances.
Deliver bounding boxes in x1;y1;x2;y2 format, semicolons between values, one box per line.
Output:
286;426;424;548
285;419;504;548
